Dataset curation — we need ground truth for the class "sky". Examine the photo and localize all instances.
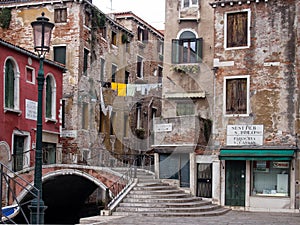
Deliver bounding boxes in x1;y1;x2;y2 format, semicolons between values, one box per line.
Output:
93;0;165;30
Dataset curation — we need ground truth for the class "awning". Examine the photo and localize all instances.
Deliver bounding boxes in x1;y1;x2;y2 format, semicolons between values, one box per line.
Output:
164;91;205;99
219;149;295;161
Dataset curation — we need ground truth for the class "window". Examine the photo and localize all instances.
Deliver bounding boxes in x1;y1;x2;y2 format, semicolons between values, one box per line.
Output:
172;31;203;64
4;58;20;111
26;66;35;83
43;143;56;165
125;71;130;84
83;48;89;74
61;99;66;129
137;56;143;78
138;26;148;43
12;132;30;172
100;58;105;81
176;102;195;116
111;64;117;82
111;30;117;46
53;46;66;65
82;102;88;130
251;161;290;197
225;10;250;49
54;8;67;23
158;40;164;56
136;103;142;129
225;76;249;115
182;0;198;8
85;11;91;27
158;66;163;83
46;75;56;121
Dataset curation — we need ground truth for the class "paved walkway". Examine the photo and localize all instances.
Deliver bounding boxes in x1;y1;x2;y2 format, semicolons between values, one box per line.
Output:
79;211;300;225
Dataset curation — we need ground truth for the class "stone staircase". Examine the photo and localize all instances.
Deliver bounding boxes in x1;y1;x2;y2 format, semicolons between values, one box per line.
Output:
110;168;230;217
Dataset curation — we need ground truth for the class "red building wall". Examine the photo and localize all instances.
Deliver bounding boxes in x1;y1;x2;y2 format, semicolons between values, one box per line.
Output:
0;39;64;168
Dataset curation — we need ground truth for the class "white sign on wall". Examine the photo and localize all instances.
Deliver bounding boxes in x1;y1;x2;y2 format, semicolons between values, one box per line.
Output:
154;123;172;132
226;125;263;146
25;99;37;121
61;130;78;138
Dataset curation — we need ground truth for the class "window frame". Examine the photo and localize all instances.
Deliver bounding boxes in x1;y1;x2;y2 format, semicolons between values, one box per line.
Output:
181;0;198;8
54;8;67;23
111;30;117;46
111;64;118;82
4;57;20;113
137;55;144;78
83;48;89;74
53;45;67;65
224;9;251;50
172;30;202;64
26;66;35;84
45;74;57;122
223;75;250;117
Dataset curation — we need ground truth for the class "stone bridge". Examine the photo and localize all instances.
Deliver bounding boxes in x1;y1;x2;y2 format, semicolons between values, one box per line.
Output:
3;164;128;222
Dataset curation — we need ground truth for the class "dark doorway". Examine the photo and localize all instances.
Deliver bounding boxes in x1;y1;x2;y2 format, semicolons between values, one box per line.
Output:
197;163;212;198
225;160;246;206
13;136;25;172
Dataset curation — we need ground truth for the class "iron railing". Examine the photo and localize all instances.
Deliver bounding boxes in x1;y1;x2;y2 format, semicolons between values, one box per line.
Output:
0;162;40;224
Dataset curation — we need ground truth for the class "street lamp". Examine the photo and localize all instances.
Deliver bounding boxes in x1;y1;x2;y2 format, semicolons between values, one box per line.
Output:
29;12;54;224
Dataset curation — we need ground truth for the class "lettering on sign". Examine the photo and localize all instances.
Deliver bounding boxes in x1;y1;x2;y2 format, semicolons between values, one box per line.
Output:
61;130;77;138
227;125;263;146
154;123;172;132
25;99;37;121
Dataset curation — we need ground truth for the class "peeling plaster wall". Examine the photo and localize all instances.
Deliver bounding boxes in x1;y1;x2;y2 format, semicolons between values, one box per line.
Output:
213;0;299;147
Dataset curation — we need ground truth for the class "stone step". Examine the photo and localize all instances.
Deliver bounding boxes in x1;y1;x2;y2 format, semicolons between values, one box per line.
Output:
122;196;201;203
119;200;211;208
130;188;183;195
112;208;231;217
133;185;177;191
136;181;168;187
126;192;189;199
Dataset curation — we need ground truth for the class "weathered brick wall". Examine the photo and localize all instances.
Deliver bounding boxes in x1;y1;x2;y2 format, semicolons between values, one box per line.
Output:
213;0;299;147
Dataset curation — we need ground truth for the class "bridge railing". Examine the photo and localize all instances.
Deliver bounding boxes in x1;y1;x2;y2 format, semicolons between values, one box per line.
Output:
0;162;40;224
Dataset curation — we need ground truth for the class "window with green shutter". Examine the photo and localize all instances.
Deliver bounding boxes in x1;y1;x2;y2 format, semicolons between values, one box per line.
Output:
172;31;202;64
5;59;15;109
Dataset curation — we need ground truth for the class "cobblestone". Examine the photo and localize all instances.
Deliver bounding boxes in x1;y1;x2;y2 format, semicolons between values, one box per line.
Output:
79;211;300;225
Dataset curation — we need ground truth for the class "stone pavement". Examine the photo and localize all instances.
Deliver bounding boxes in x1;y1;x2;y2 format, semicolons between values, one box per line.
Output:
79;211;300;225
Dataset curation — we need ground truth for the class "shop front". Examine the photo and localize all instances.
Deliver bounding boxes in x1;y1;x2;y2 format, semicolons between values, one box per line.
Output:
219;148;297;212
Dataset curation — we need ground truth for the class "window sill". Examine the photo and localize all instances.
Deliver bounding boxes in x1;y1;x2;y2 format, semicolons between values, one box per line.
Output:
224;113;249;118
138;41;146;48
46;118;57;123
4;108;22;116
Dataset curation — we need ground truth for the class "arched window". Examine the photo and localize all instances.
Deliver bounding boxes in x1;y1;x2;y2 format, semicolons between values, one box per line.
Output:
45;74;57;121
172;30;203;64
4;58;20;111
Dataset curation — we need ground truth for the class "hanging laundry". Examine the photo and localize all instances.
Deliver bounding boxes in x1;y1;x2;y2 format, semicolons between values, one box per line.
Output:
127;84;136;96
118;83;127;96
111;82;117;90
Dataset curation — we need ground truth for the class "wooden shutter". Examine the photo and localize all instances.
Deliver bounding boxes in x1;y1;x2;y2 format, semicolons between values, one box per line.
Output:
143;29;149;43
227;12;248;48
196;38;203;62
226;78;247;114
172;39;180;64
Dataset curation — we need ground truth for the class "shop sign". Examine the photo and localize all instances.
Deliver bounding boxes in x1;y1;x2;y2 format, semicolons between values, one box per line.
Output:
226;125;263;146
273;162;289;168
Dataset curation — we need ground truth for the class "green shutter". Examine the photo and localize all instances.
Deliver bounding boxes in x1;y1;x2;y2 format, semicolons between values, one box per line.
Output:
46;76;52;118
5;60;14;108
196;38;203;63
172;39;180;64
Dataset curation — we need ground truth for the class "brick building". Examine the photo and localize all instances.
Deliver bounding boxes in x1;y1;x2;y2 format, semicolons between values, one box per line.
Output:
152;0;215;195
211;0;300;211
0;0;164;167
0;38;64;171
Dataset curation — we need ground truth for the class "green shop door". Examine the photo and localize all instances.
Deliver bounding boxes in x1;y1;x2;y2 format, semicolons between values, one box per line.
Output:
225;160;246;206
